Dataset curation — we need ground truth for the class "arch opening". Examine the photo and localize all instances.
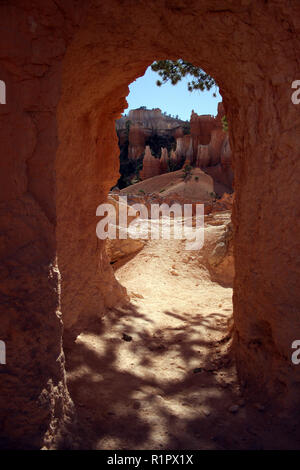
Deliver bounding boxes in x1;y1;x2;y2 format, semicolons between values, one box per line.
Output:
63;63;237;449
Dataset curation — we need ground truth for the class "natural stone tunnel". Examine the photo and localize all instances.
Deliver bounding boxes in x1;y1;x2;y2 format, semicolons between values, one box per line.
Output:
0;0;300;448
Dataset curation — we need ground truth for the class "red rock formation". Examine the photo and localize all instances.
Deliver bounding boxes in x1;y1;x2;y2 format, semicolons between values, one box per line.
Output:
117;108;187;161
175;135;193;162
128;108;162;122
201;211;234;287
220;135;232;168
209;128;227;166
128;123;148;159
175;110;226;162
1;0;300;449
170;149;179;167
126;108;185;131
216;101;226;124
190;110;216;154
174;107;232;191
140;146;160;180
118;129;128;148
172;126;184;140
159;147;169;173
205;164;233;193
196;144;210;168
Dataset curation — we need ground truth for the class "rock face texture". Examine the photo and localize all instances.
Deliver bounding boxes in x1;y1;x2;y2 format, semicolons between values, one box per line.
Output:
129;105;233;191
116;108;186;160
127;123;149;160
174;107;233;191
1;0;300;449
190;111;216;147
176;134;193;162
196;144;210;168
105;195;146;263
170;149;178;164
139;145;161;180
205;213;234;287
0;1;87;449
126;108;185;129
159;147;169;173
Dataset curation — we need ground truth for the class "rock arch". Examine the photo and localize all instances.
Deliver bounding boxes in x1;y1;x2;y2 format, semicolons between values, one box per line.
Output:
1;0;300;448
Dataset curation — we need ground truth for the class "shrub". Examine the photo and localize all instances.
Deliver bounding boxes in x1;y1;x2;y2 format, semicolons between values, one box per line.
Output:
181;164;193;180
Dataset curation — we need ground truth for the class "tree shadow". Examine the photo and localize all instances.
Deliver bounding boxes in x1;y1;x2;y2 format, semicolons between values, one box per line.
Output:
62;302;300;450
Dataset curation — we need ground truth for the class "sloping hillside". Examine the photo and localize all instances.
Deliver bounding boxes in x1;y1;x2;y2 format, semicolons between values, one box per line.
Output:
120;168;228;200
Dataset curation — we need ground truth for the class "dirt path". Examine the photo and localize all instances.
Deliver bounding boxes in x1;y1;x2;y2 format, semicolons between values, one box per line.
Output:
65;236;299;450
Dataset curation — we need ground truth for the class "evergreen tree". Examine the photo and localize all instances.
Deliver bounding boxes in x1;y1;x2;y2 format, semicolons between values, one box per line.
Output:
151;59;216;94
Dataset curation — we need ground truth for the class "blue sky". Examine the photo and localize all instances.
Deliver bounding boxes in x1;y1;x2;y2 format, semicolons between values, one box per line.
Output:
124;65;221;121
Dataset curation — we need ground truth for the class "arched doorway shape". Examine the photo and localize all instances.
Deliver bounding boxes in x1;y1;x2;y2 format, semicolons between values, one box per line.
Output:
1;0;299;449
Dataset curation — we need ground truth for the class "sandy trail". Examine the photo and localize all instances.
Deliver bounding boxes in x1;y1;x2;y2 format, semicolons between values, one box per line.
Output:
65;237;298;450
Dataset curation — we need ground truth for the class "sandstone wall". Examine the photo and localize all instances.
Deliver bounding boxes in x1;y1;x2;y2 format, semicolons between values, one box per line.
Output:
1;0;300;448
0;0;87;448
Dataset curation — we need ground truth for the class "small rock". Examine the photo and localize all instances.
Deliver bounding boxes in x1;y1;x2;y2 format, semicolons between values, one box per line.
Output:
228;404;239;413
203;409;211;417
122;333;132;342
131;292;144;299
